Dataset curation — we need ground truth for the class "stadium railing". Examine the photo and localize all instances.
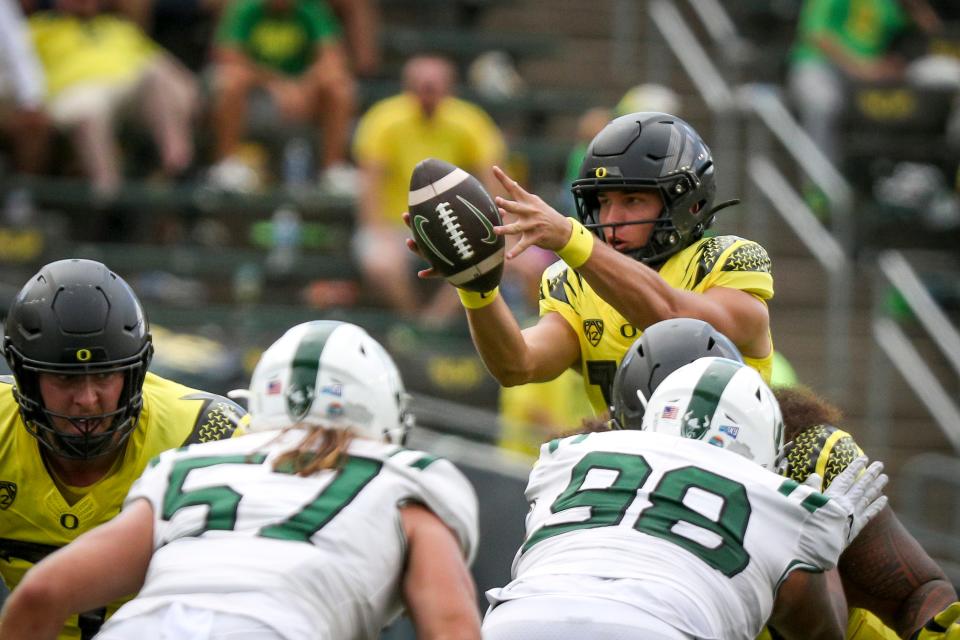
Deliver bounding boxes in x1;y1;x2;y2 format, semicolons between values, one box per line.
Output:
867;250;960;454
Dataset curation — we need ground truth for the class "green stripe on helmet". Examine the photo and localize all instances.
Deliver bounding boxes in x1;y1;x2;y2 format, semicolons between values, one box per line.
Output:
287;322;341;421
682;359;740;440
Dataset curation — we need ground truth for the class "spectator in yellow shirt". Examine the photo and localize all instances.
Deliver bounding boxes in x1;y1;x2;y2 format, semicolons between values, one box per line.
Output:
29;0;198;199
352;55;507;325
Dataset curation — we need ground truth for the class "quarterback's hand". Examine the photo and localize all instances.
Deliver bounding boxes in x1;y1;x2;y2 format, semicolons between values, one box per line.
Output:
910;603;960;640
491;165;576;258
822;456;888;547
402;211;441;280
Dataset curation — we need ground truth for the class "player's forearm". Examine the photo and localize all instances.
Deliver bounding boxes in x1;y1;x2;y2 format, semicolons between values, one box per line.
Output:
0;582;70;640
839;507;957;635
894;580;957;638
577;240;678;329
464;299;536;386
770;568;847;640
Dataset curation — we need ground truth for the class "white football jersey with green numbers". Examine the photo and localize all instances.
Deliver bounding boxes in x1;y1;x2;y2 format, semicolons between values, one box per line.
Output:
488;430;848;640
102;430;478;640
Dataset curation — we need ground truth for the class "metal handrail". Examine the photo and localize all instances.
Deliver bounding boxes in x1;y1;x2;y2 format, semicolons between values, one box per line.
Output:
868;250;960;453
647;0;735;113
735;84;856;255
878;252;960;376
748;158;846;271
749;157;852;398
872;319;960;452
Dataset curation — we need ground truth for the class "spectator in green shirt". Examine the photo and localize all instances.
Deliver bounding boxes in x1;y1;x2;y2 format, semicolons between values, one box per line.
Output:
210;0;356;190
787;0;941;165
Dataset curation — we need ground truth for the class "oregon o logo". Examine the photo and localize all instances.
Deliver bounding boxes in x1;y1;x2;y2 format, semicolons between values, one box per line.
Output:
595;167;608;178
76;349;91;362
619;324;638;339
60;513;79;529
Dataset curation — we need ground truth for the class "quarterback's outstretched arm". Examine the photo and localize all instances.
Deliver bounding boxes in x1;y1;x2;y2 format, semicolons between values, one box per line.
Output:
490;166;772;361
463;304;580;387
403;211;581;387
0;500;153;640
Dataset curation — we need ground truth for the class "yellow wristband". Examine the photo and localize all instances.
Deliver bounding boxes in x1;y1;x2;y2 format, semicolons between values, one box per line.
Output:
457;286;499;309
556;218;594;268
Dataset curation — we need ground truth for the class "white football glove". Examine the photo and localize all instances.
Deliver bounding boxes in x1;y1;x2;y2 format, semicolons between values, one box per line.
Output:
821;455;888;547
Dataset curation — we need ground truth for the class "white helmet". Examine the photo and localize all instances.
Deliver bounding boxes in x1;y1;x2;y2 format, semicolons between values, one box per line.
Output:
641;357;784;469
239;321;412;442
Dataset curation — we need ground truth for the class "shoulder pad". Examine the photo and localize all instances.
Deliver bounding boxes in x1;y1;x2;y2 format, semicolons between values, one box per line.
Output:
721;239;771;274
780;424;863;490
180;393;248;446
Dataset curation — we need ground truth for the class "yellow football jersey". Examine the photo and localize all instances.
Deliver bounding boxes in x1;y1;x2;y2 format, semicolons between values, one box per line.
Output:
0;372;247;640
539;235;775;414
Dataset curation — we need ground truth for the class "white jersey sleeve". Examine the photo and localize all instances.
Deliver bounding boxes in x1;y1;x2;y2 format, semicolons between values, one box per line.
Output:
382;447;480;564
769;476;847;573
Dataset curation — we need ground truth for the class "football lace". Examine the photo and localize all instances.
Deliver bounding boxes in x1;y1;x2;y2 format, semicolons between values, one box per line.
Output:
436;201;475;260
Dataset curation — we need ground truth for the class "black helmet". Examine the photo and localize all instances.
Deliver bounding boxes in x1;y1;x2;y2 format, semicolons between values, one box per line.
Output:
572;112;720;265
611;318;742;430
3;259;153;459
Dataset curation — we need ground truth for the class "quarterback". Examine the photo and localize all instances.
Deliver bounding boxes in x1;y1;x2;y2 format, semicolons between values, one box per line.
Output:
412;112;773;414
0;260;246;639
0;321;480;640
482;358;888;640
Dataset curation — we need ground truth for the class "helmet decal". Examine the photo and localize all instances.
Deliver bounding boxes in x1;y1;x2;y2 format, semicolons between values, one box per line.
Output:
286;325;336;422
682;358;740;440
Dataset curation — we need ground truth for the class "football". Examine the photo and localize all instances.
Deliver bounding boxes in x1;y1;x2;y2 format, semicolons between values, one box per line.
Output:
408;158;505;292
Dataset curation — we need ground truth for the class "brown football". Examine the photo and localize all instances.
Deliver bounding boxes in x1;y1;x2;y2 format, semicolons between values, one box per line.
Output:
408;158;505;292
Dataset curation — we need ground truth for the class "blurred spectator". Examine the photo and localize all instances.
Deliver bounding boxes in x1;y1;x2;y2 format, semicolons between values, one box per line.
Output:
328;0;380;77
28;0;199;199
0;0;51;177
787;0;943;166
352;54;506;325
0;0;51;223
209;0;356;192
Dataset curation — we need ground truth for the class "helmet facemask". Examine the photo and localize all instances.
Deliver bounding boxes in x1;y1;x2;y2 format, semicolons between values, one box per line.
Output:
7;344;153;460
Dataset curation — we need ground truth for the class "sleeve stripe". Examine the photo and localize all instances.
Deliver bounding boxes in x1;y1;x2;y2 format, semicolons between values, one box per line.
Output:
800;491;830;514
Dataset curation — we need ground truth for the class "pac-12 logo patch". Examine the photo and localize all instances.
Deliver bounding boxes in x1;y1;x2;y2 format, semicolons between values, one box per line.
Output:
583;319;604;347
0;481;17;510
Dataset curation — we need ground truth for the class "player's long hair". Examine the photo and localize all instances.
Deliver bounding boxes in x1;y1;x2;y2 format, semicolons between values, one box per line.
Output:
270;424;354;477
559;411;615;438
773;385;843;442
